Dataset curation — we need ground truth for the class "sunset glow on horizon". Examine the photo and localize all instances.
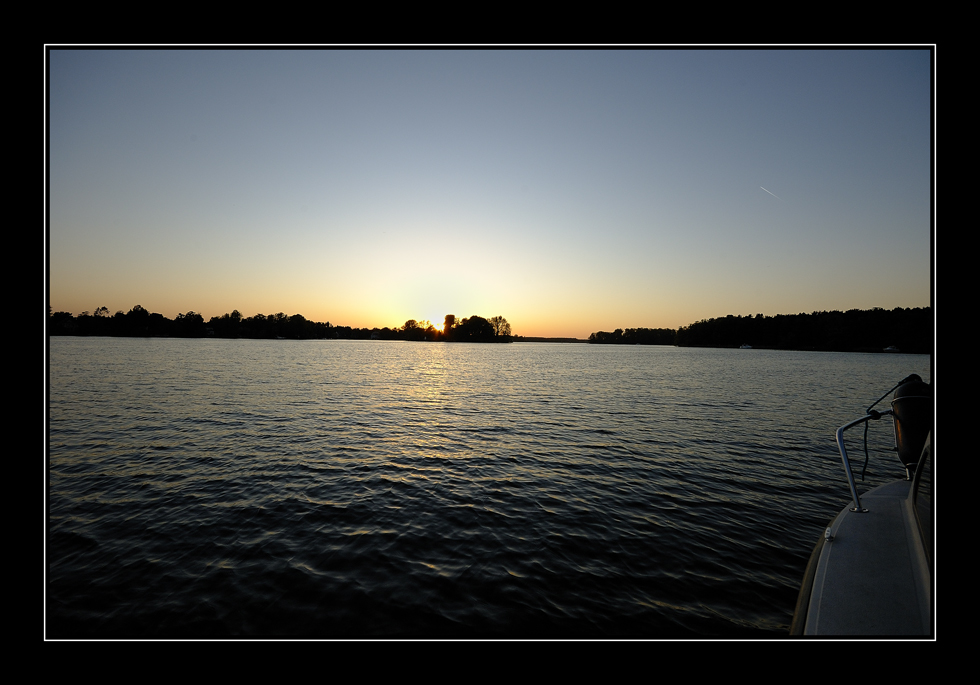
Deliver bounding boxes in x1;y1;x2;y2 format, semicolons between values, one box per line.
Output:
47;49;932;338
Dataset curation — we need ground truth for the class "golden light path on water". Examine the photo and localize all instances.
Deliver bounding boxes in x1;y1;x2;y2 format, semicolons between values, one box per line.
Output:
48;337;930;637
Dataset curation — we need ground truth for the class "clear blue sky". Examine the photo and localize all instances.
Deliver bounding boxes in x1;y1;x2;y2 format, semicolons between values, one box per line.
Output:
48;48;932;338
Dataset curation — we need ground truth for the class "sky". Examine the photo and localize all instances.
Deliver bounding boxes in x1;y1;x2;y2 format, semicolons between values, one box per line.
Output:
47;48;933;338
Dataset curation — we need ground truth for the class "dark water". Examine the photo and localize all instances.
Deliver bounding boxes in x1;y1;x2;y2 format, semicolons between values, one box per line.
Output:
46;338;930;638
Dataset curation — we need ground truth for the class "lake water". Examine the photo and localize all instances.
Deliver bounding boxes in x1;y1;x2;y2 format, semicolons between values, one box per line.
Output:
46;338;931;638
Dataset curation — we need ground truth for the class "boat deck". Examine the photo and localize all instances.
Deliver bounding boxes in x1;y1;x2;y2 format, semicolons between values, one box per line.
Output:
803;479;931;636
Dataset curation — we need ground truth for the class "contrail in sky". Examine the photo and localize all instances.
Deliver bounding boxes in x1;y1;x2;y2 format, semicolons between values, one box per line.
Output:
760;186;781;200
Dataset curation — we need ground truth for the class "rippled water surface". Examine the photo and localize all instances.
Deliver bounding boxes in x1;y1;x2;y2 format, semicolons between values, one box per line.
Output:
47;338;930;638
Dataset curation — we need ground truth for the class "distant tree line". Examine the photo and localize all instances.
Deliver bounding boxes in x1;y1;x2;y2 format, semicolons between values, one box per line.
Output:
588;328;677;345
48;306;513;343
512;336;584;343
47;306;336;339
49;304;931;352
589;307;932;354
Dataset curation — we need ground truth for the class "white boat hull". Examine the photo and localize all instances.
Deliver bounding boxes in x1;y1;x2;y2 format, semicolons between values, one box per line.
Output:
791;435;932;636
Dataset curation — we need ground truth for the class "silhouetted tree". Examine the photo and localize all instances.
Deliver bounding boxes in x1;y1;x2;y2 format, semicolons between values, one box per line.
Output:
442;315;457;341
174;311;206;337
402;319;426;341
454;315;495;342
489;315;511;339
124;304;151;336
287;313;307;339
49;311;76;334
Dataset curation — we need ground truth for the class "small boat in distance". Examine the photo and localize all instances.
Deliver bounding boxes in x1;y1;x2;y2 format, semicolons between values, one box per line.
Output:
790;375;932;636
884;345;901;352
739;344;752;349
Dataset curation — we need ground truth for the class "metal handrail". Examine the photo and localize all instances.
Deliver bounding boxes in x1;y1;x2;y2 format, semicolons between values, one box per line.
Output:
835;410;892;512
835;375;922;512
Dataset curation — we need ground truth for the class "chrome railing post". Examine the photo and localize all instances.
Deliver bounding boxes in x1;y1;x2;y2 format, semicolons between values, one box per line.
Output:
836;415;874;513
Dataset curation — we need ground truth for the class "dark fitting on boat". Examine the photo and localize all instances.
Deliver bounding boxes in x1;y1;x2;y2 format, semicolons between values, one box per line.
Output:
891;376;932;475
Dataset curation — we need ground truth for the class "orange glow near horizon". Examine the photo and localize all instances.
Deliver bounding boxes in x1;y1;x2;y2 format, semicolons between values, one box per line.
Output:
49;51;931;345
